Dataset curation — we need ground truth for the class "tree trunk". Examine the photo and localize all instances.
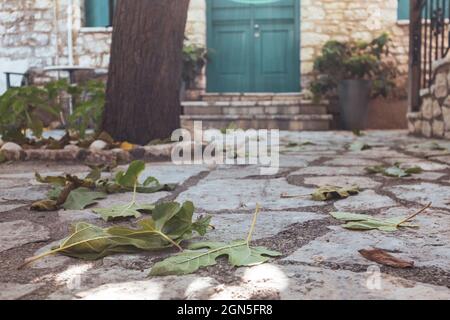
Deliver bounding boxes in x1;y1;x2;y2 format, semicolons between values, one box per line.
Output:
102;0;190;145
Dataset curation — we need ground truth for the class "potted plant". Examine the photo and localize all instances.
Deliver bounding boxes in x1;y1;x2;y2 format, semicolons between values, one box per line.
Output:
181;43;207;100
310;33;397;130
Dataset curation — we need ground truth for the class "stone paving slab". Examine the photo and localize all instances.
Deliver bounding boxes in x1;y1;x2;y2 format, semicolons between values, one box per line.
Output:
334;190;397;212
0;283;42;300
0;220;51;253
323;158;382;166
289;166;368;176
389;183;450;210
1;130;450;300
213;264;450;300
202;211;326;243
303;176;381;189
177;178;324;211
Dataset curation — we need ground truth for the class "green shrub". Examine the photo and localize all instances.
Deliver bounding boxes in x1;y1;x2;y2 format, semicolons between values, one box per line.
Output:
310;33;397;100
0;85;60;143
0;79;105;143
67;80;105;139
182;43;207;88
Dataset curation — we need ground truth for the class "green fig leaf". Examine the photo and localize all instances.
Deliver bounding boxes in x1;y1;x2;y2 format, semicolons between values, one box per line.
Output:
62;188;107;210
331;212;418;232
23;201;211;266
150;241;282;276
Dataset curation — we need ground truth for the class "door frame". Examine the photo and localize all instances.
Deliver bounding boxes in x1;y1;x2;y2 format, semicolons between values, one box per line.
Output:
206;0;301;93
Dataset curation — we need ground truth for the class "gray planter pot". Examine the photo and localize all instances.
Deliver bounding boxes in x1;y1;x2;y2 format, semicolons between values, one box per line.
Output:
338;79;371;130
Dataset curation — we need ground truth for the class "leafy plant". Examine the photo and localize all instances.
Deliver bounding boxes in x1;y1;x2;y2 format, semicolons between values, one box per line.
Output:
150;205;282;276
182;43;207;89
31;161;176;212
0;79;106;144
0;85;60;143
309;33;397;100
330;203;431;231
365;163;422;178
67;80;105;139
312;185;360;201
22;201;211;267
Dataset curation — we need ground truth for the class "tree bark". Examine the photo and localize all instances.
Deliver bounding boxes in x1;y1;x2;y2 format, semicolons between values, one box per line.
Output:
102;0;190;145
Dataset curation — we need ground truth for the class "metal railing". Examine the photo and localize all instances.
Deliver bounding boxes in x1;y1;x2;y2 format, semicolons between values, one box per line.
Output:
409;0;450;111
411;0;450;90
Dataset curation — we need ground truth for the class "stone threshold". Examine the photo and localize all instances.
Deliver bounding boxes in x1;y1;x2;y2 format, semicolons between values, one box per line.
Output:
181;114;333;121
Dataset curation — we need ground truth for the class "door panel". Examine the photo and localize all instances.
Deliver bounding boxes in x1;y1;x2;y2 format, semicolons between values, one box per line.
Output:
207;0;300;93
209;24;252;92
254;23;298;92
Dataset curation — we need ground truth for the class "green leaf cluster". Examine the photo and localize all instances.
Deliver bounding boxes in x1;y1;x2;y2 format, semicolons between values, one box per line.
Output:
32;160;176;212
0;79;105;143
182;43;207;88
309;33;397;100
23;201;212;265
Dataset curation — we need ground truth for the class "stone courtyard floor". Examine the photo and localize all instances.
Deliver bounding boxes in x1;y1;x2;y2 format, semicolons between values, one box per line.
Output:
1;130;450;300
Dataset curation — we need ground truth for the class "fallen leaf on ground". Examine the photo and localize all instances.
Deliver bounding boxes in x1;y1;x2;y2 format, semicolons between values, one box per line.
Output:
150;241;281;276
30;199;59;211
359;248;414;268
120;142;135;151
312;185;359;201
349;141;371;151
113;160;176;193
149;205;281;276
32;161;177;212
62;188;107;210
22;201;211;267
330;203;431;232
93;202;155;221
352;129;365;137
286;141;315;147
366;163;422;178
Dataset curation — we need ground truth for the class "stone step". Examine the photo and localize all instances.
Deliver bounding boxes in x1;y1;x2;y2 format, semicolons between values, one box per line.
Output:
182;101;328;116
180;114;333;131
201;92;319;103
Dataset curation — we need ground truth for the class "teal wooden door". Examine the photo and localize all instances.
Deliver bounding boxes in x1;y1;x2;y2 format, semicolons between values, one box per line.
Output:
207;0;300;93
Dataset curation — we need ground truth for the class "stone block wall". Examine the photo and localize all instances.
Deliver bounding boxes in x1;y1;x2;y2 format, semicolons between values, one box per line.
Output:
407;58;450;139
300;0;409;91
0;0;409;96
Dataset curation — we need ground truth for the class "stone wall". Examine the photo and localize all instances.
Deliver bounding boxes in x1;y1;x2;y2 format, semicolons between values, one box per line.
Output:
300;0;409;91
407;58;450;139
0;0;408;95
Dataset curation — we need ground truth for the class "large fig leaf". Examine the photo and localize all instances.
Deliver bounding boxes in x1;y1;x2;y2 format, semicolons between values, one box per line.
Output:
150;241;282;276
330;212;419;232
115;160;145;188
63;188;107;210
93;203;155;221
113;161;176;193
23;201;210;266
